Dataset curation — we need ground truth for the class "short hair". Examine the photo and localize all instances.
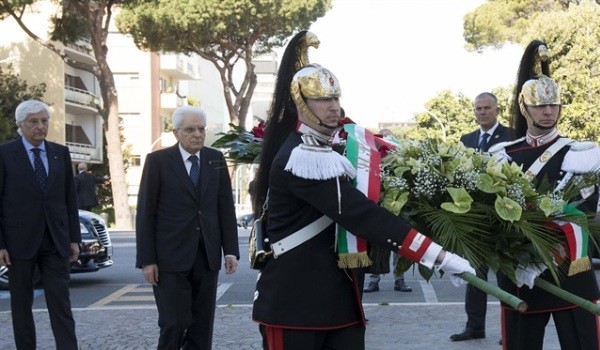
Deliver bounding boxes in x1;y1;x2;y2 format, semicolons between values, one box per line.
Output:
172;106;207;129
474;92;498;105
15;100;51;135
77;162;88;171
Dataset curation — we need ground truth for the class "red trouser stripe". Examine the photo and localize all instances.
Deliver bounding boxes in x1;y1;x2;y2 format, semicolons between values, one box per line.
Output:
265;325;284;350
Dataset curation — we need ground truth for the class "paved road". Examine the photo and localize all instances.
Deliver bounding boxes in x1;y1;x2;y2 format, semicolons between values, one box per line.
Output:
0;303;562;350
0;229;589;349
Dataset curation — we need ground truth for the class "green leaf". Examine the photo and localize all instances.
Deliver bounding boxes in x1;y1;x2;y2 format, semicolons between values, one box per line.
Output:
495;196;522;222
538;196;563;217
382;191;408;216
477;173;505;194
440;187;473;214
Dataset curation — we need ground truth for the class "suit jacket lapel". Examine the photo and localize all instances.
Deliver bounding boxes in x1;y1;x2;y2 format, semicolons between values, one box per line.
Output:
487;124;507;148
167;144;198;199
12;139;40;190
198;148;210;201
45;141;59;191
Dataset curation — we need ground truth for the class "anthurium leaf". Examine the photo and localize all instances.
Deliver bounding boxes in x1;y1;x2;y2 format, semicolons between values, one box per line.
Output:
381;188;409;215
440;187;472;213
495;196;522;222
477;174;505;194
538;196;564;217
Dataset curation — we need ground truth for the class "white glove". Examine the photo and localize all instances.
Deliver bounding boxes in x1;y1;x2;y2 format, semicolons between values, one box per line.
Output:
438;252;476;287
515;263;547;288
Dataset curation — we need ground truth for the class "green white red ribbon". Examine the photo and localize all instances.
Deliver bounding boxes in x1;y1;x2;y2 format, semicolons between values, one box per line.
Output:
553;204;591;276
336;124;381;268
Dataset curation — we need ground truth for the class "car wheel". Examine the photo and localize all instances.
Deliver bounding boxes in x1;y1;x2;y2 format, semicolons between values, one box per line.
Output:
0;265;42;290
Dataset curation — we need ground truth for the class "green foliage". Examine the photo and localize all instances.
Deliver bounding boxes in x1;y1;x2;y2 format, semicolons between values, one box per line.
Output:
379;138;580;282
211;123;262;163
464;0;600;142
117;0;331;126
0;64;47;143
407;87;514;142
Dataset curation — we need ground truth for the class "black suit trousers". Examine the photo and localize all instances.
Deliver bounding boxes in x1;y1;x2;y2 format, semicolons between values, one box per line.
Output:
9;232;77;350
153;248;219;350
465;265;489;331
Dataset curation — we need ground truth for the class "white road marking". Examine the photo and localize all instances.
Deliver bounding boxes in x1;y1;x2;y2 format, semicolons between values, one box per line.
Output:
419;280;438;303
88;283;139;308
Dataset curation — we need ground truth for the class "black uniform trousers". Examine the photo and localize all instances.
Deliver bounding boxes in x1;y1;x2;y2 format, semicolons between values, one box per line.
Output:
9;230;77;350
153;243;219;350
465;265;489;331
501;305;600;350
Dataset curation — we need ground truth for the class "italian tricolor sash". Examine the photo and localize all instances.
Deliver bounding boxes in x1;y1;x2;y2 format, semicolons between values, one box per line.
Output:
553;204;592;276
336;124;380;268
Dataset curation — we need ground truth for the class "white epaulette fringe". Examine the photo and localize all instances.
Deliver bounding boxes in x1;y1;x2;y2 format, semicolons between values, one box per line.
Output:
562;142;600;173
285;143;357;180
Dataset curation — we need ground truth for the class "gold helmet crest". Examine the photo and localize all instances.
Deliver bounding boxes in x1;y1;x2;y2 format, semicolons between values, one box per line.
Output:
518;44;561;118
291;64;341;125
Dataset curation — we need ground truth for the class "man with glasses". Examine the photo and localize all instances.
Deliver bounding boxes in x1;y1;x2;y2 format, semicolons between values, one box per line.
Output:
136;105;239;349
450;92;511;342
0;100;80;349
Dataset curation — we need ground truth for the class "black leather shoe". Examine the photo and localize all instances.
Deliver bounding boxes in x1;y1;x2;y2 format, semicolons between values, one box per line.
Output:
394;282;412;292
363;282;379;293
449;329;485;341
499;339;502;345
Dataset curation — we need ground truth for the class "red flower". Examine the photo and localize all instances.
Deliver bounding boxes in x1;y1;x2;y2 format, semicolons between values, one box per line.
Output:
378;143;392;158
251;122;265;138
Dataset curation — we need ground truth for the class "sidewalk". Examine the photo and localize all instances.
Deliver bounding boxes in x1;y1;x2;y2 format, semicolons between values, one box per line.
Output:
0;303;561;350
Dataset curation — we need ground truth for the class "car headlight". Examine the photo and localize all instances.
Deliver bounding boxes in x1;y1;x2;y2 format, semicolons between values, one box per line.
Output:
80;222;89;234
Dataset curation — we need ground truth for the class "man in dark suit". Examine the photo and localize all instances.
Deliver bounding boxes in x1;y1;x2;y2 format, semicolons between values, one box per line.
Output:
75;162;109;211
0;100;80;349
136;105;240;350
451;92;510;342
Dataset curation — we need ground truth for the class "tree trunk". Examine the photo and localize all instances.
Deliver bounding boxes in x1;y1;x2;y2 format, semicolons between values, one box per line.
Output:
105;95;132;229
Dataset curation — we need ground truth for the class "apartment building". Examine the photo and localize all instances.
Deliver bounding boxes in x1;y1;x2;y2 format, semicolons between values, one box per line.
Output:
0;1;104;165
0;1;277;212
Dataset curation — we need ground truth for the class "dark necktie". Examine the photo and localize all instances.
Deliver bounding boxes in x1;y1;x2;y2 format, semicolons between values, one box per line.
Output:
31;148;47;190
189;155;200;185
478;132;490;150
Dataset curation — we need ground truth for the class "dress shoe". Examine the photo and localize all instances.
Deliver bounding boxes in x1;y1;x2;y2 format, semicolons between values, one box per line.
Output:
394;282;412;292
449;328;485;341
363;282;379;293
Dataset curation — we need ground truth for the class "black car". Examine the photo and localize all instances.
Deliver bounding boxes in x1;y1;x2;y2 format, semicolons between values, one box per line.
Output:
0;209;113;289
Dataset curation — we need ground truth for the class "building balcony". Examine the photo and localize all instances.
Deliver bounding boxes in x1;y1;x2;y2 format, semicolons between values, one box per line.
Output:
160;92;185;111
160;54;198;80
65;86;101;114
64;38;97;67
67;142;102;163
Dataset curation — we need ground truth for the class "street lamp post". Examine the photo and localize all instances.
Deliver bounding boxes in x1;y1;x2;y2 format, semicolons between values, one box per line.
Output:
426;109;447;142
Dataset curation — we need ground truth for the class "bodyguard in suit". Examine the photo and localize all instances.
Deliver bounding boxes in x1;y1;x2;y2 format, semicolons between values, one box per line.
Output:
75;162;108;211
451;92;510;342
136;106;240;350
0;100;80;349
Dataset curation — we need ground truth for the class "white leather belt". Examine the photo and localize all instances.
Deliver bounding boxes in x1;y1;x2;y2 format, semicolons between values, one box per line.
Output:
271;215;333;258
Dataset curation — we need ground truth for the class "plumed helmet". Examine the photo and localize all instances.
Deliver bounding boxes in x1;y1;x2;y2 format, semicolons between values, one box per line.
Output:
519;75;561;109
291;64;341;124
511;40;562;137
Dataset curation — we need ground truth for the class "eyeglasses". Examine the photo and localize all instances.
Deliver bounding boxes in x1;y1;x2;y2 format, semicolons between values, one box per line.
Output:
474;106;493;112
179;126;206;134
24;119;49;127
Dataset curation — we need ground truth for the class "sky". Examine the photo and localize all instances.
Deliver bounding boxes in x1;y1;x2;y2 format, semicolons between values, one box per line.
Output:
283;0;524;128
